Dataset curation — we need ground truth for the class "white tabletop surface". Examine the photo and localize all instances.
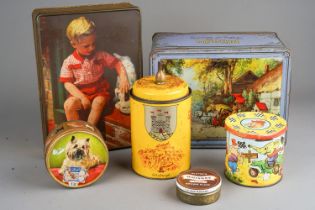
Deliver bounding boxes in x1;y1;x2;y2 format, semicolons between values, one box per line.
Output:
0;100;313;210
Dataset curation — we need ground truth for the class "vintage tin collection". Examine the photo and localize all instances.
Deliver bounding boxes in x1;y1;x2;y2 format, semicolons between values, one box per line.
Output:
31;3;293;201
150;32;291;148
45;121;109;188
176;169;221;205
224;112;287;187
130;70;192;179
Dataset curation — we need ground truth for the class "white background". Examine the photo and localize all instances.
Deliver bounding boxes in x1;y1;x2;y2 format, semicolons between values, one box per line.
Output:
0;0;314;209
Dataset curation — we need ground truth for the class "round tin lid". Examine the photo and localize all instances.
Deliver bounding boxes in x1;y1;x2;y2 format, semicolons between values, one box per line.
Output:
176;169;221;194
132;75;189;101
225;112;287;140
45;129;109;188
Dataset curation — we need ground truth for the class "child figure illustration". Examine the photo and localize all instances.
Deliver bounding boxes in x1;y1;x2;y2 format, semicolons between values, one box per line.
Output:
227;139;239;174
59;16;129;125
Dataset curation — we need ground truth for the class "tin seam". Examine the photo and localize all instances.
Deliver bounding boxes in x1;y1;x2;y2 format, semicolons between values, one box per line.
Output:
130;88;192;104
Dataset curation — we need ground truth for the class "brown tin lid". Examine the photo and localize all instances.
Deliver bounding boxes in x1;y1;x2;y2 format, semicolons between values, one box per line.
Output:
176;168;221;194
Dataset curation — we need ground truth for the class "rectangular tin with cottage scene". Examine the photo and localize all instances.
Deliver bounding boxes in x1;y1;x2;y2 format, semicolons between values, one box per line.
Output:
33;3;142;150
150;32;291;148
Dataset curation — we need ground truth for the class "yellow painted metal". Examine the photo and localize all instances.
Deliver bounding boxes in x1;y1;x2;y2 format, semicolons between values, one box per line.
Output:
130;75;191;179
132;75;189;101
224;112;287;187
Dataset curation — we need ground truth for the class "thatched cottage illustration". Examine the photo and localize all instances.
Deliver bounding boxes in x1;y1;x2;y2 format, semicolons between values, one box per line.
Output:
249;64;282;114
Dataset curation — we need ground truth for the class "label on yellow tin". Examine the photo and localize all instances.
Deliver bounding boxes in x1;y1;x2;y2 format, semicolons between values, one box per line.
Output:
130;87;191;179
145;105;177;141
138;142;184;174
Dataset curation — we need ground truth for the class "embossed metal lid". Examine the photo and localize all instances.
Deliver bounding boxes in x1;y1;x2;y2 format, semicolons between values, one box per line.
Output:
132;74;189;102
176;168;221;194
225;112;287;140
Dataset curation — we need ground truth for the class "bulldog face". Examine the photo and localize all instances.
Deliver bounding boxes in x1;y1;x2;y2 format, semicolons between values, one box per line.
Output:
66;136;90;161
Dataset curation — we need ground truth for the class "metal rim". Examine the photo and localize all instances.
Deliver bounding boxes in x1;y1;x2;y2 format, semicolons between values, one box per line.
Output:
45;129;109;188
130;87;191;104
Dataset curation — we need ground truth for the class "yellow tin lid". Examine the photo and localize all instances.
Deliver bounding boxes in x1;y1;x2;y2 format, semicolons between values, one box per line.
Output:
132;74;189;102
225;112;287;140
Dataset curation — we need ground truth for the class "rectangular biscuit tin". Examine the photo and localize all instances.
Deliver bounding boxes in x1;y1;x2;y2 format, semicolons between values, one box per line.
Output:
150;32;291;148
33;3;143;150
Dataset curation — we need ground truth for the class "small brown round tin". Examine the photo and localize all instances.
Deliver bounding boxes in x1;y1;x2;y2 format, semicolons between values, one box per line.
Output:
45;120;109;188
176;168;221;205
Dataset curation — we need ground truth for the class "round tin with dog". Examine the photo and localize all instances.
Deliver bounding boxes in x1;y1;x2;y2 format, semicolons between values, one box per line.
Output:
224;112;287;187
130;70;192;179
45;120;109;188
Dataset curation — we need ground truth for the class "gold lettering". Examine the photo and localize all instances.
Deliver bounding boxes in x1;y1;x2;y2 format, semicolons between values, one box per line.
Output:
196;39;240;45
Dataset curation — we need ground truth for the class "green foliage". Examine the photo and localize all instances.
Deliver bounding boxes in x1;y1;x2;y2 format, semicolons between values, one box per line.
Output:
159;58;282;100
192;90;204;104
242;89;248;100
208;59;231;70
225;170;243;183
160;59;184;75
223;95;235;105
246;89;256;108
233;58;281;81
191;90;205;112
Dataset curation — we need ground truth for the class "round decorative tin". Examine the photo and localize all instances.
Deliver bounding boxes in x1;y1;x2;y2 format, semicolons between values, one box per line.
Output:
176;169;221;205
224;112;287;187
130;71;191;179
45;121;109;188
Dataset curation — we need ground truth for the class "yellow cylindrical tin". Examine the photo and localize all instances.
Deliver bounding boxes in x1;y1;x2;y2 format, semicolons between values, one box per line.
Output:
224;112;287;187
130;73;191;179
45;120;109;188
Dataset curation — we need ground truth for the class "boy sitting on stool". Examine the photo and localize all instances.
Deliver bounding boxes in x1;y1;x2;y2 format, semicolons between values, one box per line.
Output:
59;16;129;125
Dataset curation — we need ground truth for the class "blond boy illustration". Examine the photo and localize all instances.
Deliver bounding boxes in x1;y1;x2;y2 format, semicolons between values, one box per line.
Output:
59;16;129;125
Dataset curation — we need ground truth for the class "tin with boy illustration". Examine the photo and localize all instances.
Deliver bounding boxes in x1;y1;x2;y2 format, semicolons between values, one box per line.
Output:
32;3;142;150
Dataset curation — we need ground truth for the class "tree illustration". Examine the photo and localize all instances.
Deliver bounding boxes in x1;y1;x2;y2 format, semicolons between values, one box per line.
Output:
246;89;255;109
184;59;238;95
233;58;281;79
160;58;281;97
209;59;238;95
184;59;216;96
242;89;248;100
159;59;184;75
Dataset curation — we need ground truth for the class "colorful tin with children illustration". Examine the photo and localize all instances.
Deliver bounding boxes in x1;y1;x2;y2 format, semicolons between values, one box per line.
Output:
130;70;192;179
224;112;287;187
45;120;109;188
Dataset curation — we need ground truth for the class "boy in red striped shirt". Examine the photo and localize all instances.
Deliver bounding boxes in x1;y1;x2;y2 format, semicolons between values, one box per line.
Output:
59;16;129;125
